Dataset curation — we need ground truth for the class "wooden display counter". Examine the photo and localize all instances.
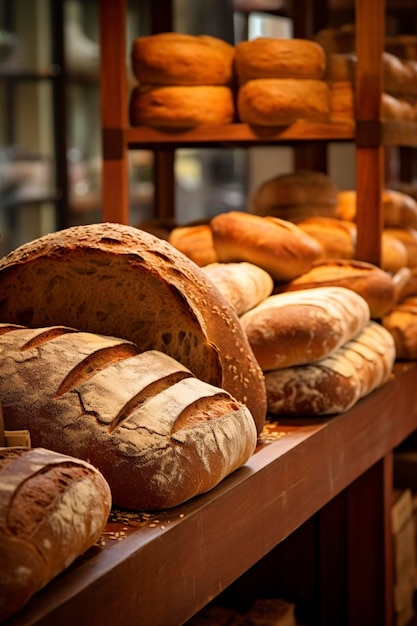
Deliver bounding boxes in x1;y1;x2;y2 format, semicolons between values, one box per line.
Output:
6;361;417;626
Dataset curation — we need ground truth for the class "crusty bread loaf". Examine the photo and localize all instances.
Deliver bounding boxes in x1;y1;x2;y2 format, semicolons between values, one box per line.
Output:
201;262;274;316
0;223;266;433
130;84;235;128
210;211;323;281
274;259;397;319
168;224;218;267
234;37;326;82
382;295;417;359
384;227;417;268
237;78;330;126
265;321;395;415
0;446;111;622
0;324;257;511
336;189;417;229
296;216;356;259
248;170;339;218
240;286;370;371
131;32;235;86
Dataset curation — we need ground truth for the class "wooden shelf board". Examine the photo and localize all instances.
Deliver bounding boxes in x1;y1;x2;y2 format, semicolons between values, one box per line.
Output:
6;361;417;626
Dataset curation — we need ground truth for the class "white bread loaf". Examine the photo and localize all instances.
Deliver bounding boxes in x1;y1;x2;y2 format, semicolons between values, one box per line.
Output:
274;259;397;319
201;262;274;316
382;295;417;359
0;324;257;511
265;321;395;415
210;211;323;281
0;446;111;622
240;287;370;371
0;223;266;433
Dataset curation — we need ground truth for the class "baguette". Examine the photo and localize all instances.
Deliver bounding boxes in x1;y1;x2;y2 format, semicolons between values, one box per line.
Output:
0;223;266;433
240;287;370;371
0;324;257;511
265;321;395;415
0;446;111;622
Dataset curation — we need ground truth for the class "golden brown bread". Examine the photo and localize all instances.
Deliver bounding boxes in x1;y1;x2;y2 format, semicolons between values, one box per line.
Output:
130;84;235;128
296;216;356;259
0;324;257;511
329;81;355;121
336;189;417;229
0;223;266;434
240;286;370;371
210;211;323;281
237;78;330;126
265;321;395;415
382;295;417;359
384;227;417;268
131;32;235;86
0;446;111;622
234;37;326;82
168;224;218;266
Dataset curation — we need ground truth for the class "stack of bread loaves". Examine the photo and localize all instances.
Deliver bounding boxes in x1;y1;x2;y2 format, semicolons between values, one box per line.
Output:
234;37;330;126
130;32;235;128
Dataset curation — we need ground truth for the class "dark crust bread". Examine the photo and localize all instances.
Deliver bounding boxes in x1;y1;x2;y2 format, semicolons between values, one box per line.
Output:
0;223;266;433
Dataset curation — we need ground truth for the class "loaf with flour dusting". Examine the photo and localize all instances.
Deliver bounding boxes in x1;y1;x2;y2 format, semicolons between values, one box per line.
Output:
265;321;395;415
0;446;111;622
240;286;370;371
0;222;266;433
0;324;257;511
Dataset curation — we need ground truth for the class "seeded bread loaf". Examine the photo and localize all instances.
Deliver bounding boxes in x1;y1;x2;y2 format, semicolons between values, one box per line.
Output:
0;324;257;511
240;287;370;371
265;321;395;415
0;446;111;622
0;223;266;433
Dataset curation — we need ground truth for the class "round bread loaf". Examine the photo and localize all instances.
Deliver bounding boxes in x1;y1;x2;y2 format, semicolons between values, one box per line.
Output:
384;227;417;267
210;211;323;281
0;223;266;434
130;84;235;128
168;223;218;266
240;286;370;371
274;259;397;319
201;262;274;316
265;321;395;415
381;231;409;273
336;189;417;229
382;295;417;359
0;325;257;511
248;170;339;218
0;446;111;623
237;78;330;126
131;32;235;86
234;37;326;82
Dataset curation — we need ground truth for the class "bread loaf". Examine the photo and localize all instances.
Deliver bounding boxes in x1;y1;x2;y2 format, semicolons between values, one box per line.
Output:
0;223;266;433
0;446;111;622
210;211;323;281
168;223;218;267
265;321;395;415
384;227;417;268
130;84;235;128
0;324;257;511
237;78;330;126
336;189;417;229
382;295;417;359
296;216;356;259
201;262;274;316
240;286;370;371
274;259;397;319
131;33;235;86
234;37;326;82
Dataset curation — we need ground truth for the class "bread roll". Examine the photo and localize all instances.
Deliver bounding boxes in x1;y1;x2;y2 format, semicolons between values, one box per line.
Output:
210;211;323;281
249;170;339;218
0;446;111;622
235;37;326;82
168;224;218;266
237;78;330;126
130;84;235;128
382;295;417;359
0;324;257;511
201;262;274;316
131;32;235;86
240;286;370;371
296;216;356;259
265;321;395;415
336;189;417;229
274;259;397;319
0;223;266;434
384;227;417;268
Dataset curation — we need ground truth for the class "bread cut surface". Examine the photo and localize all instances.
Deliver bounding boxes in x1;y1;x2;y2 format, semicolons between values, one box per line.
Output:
0;222;266;433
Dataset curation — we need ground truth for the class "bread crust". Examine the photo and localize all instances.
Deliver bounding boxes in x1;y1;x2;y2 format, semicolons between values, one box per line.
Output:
168;224;218;266
131;32;235;86
0;223;266;433
382;295;417;359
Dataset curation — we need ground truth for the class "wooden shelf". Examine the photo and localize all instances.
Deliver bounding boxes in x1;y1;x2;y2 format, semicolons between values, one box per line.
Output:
6;361;417;626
